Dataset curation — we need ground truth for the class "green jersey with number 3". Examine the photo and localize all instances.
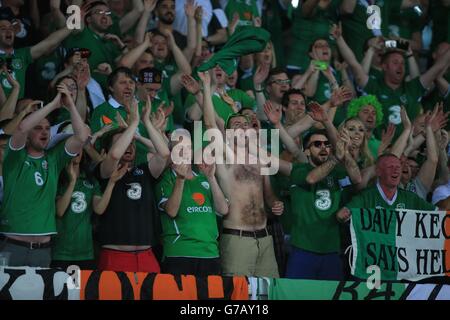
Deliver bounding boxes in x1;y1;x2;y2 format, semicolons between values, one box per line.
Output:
52;175;102;261
0;141;75;235
289;163;351;253
363;76;425;140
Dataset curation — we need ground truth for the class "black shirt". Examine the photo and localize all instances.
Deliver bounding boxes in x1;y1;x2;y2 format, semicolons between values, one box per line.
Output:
96;164;161;246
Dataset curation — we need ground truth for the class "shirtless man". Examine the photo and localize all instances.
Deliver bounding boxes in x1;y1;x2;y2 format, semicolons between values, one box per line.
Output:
198;70;284;278
96;98;170;272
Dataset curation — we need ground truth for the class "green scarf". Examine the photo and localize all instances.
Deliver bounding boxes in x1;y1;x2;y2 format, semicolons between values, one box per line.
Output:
198;27;271;75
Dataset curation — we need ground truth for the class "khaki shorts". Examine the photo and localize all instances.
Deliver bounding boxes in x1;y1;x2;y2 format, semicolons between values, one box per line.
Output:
220;233;279;278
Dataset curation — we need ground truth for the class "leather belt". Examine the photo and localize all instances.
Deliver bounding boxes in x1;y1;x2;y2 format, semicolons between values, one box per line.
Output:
1;235;52;250
222;228;270;239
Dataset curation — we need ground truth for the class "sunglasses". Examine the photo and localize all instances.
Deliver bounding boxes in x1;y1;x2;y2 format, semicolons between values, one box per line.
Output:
92;10;112;16
308;140;331;149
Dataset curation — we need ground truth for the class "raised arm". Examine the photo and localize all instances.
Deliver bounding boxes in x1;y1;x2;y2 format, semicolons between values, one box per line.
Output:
56;164;77;217
134;0;156;43
30;26;73;61
198;71;217;129
405;43;420;80
331;23;369;88
49;0;67;29
183;0;198;62
119;0;145;35
420;49;450;89
27;0;40;31
308;102;339;148
162;164;189;218
11;93;62;149
390;107;412;157
93;165;128;215
342;138;362;184
58;84;90;155
118;32;152;68
1;102;37;135
193;6;203;63
0;72;20;121
253;63;270;121
264;100;307;163
416;104;446;190
160;29;192;95
142;100;170;178
100;101;140;178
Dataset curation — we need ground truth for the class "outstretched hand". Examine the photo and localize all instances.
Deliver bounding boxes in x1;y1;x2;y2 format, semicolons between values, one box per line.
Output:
263;100;282;126
307;102;328;123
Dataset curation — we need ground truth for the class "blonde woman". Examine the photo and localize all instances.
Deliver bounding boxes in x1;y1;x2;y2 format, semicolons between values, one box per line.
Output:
338;117;375;170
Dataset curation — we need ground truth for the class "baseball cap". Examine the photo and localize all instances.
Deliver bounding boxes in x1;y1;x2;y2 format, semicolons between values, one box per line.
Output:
0;7;16;23
65;47;91;62
432;181;450;205
138;67;162;84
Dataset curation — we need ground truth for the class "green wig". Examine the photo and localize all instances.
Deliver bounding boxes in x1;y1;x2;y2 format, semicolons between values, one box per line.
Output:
347;95;383;127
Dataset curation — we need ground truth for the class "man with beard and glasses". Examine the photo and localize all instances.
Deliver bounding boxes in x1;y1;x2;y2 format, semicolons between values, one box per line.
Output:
280;129;361;280
0;84;89;267
64;1;130;88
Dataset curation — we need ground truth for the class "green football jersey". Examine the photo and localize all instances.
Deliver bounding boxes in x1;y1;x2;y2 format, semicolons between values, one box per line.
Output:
156;169;219;259
341;0;402;62
0;141;74;235
64;27;121;88
346;184;435;211
287;0;340;70
363;76;425;140
155;59;182;127
0;47;33;98
52;175;102;261
289;162;351;253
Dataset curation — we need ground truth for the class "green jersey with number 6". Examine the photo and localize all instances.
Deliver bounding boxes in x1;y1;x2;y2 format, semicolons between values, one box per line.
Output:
52;175;102;261
156;169;219;259
0;141;75;235
289;163;351;254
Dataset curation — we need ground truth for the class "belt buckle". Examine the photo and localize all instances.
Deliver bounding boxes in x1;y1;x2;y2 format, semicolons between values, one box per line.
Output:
29;242;39;250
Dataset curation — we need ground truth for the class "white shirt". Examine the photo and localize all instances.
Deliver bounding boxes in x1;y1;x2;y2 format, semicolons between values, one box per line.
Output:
173;0;213;37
